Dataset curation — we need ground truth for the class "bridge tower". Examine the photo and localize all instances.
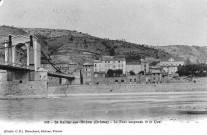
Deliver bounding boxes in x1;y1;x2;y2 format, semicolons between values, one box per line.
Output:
0;35;48;97
4;35;41;71
2;35;46;82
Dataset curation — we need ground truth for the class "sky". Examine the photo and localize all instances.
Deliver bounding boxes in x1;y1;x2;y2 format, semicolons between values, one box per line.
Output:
0;0;207;46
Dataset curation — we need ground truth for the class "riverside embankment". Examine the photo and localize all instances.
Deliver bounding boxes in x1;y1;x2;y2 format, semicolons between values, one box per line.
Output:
1;80;207;99
48;82;207;96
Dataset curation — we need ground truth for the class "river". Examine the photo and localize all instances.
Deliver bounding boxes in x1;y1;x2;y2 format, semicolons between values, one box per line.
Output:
0;92;207;122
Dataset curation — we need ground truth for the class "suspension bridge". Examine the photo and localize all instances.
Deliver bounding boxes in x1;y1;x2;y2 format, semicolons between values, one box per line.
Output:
0;35;74;81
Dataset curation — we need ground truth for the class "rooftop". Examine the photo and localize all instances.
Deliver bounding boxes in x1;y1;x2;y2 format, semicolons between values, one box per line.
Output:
160;57;184;63
126;62;141;65
102;57;125;61
94;72;105;74
150;66;162;69
83;62;94;66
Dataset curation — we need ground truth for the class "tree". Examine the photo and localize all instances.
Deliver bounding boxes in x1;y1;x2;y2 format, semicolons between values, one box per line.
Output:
83;39;88;48
138;71;145;75
106;69;123;77
69;35;74;41
129;70;136;75
150;61;159;66
106;69;114;77
177;64;207;77
155;51;159;59
84;39;87;45
109;48;115;56
115;69;123;76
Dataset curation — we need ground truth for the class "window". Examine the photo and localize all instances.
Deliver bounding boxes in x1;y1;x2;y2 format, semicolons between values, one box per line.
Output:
130;79;132;82
121;80;124;82
115;80;118;82
134;79;136;82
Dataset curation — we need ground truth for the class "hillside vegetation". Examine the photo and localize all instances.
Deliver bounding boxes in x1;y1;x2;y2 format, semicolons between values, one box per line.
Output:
158;45;207;63
0;25;177;64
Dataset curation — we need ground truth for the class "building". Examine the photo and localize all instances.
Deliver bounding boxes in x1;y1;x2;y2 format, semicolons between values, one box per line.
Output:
93;72;105;85
41;62;79;85
103;76;128;84
41;62;62;85
94;56;126;74
140;59;150;73
126;63;142;75
94;60;103;72
127;75;140;84
68;63;82;85
149;66;163;74
93;73;140;85
82;62;94;84
102;56;126;74
146;66;163;83
159;58;184;75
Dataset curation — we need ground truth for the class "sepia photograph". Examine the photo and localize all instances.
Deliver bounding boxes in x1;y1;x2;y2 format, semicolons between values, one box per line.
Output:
0;0;207;134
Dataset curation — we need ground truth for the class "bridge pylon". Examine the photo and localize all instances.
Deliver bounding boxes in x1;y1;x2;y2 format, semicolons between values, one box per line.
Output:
0;35;48;97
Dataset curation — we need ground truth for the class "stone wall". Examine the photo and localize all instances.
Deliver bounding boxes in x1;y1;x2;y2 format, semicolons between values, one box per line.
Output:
1;80;206;98
0;70;7;81
0;80;48;97
48;82;207;95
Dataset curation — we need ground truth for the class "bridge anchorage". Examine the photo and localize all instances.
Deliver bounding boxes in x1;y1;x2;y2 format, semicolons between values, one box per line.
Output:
0;35;74;98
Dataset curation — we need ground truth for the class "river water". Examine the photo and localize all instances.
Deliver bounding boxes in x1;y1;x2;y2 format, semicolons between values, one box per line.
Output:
0;92;207;122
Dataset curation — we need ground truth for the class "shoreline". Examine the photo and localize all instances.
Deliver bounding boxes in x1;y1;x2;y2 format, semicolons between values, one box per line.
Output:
0;82;207;100
1;91;207;100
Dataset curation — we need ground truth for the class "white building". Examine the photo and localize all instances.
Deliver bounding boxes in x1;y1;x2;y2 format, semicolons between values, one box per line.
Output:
159;58;184;75
94;56;126;74
94;60;104;72
126;63;142;75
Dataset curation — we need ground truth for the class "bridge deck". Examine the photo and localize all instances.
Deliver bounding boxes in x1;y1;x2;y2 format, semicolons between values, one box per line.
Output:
0;64;30;71
0;62;75;79
48;72;75;79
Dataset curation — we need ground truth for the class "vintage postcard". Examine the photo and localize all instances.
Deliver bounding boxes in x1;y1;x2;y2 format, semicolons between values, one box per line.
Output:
0;0;207;135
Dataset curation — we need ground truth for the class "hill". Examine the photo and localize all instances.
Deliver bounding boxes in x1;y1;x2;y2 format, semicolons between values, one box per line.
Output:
0;25;176;64
157;45;207;63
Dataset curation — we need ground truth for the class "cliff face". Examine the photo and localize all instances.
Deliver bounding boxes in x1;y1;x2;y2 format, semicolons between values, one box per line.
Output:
0;25;177;64
158;45;207;63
